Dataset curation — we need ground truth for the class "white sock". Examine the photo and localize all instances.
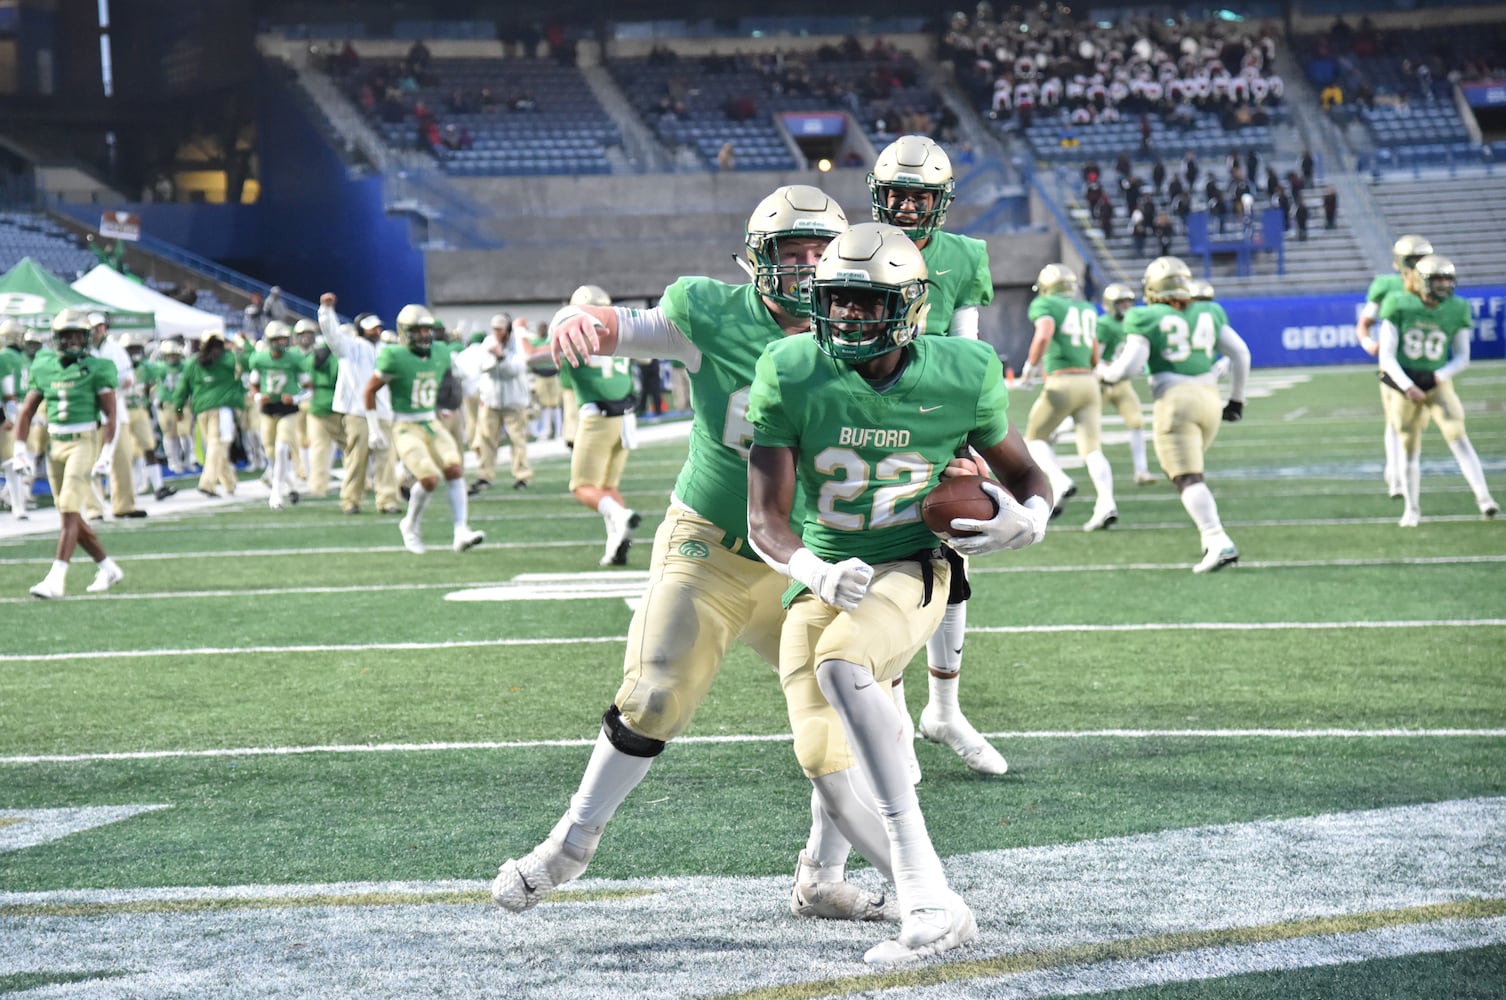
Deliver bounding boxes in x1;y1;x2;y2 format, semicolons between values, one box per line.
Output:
405;482;430;524
1084;450;1116;507
1026;438;1073;498
1447;436;1491;501
567;729;654;834
132;456;146;492
597;495;625;520
1383;423;1403;489
96;556;121;576
925;602;966;675
147;463;162;491
1129;427;1148;476
46;559;68;585
446;477;469;526
280;445;298;493
1179;481;1225;542
1404;453;1422;515
8;466;27;512
885;808;949;913
178;436;194;465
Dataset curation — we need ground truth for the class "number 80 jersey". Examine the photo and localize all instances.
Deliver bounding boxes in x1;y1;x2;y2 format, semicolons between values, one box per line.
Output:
658;276;791;547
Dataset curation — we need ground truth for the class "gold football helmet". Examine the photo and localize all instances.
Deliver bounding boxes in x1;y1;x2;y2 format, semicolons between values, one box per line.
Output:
868;135;955;241
1033;263;1081;298
263;320;293;356
395;304;437;356
742;184;848;317
159;339;185;358
1414;254;1456;302
1101;282;1136;317
51;307;93;360
1142;256;1193;304
811;222;929;363
1188;278;1216;301
0;318;24;350
1391;234;1433;274
569;285;612;307
117;331;149;362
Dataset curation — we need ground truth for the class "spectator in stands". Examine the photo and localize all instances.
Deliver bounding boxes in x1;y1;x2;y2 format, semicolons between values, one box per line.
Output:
264;286;292;323
407;39;431;72
1095;197;1114;240
337;41;359;76
511;89;538;113
1183;151;1200;189
724;94;758;122
716;142;737;172
1321;82;1343;110
1295;199;1310;241
1151;158;1167;195
1301;149;1315;187
1131;203;1149;256
1322;186;1338;229
1206;178;1228;235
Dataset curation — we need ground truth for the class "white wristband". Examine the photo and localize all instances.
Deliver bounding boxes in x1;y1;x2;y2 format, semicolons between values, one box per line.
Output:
786;546;825;585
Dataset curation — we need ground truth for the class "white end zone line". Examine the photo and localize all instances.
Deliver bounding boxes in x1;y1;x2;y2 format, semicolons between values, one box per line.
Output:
4;727;1505;765
3;618;1503;664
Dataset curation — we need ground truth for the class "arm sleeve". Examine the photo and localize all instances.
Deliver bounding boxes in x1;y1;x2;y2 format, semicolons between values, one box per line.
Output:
612;306;701;369
1098;335;1150;384
949;305;980;339
1435;328;1472;383
1377;321;1412;390
1217;325;1251;402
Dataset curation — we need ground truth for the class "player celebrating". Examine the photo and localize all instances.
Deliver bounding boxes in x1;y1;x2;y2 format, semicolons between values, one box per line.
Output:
1097;256;1250;573
868;133;1003;778
13;309;125;597
746;223;1050;964
1095;282;1156;485
172;331;244;498
248;320;309;510
1376;254;1498;525
1018;263;1118;530
491;185;907;924
363;304;484;554
1357;235;1432;499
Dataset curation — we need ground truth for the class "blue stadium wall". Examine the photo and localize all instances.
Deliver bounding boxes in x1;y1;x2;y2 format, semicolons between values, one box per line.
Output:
1223;288;1506;367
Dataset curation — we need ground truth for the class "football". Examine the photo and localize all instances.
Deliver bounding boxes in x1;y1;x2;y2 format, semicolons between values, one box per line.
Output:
921;475;1000;537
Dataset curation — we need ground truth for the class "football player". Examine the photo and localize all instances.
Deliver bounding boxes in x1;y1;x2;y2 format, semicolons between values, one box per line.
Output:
363;304;484;554
292;318;320;483
88;314;145;519
868;134;1004;779
1376;254;1498;525
248;320;310;510
494;184;900;924
1018;263;1118;530
119;333;175;502
556;285;641;566
13;309;125;597
1357;235;1432;499
302;322;343;498
153;339;193;475
746;223;1050;964
1095;283;1156;485
171;330;245;498
524;316;565;441
0;319;25;516
1097;256;1250;573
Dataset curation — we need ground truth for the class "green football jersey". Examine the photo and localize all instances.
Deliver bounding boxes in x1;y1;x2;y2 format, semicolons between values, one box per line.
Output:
0;347;22;399
1027;294;1098;371
658;276;794;544
1096;310;1127;362
1366;273;1404;308
173;350;245;414
249;349;308;400
1124;302;1219;377
1378;291;1471;373
304;346;339;416
154;359;184;406
377;341;454;416
919;230;993;335
28;353;117;426
568;353;633;405
125;359;160;410
749;334;1010;565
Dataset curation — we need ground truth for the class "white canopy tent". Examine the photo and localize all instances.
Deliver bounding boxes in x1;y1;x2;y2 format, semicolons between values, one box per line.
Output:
71;265;225;341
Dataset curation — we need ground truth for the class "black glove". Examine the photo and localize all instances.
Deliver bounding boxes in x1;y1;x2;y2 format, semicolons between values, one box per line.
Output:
1222;399;1244;423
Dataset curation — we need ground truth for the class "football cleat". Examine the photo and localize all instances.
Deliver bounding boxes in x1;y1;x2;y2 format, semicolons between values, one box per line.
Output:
398;517;427;554
453;526;485;552
790;853;898;922
1083;505;1118;532
918;706;1008;775
1049;483;1078;520
1398;509;1421;528
1479;497;1500;520
154;485;177;501
491;816;596;913
85;563;124;594
468;479;491;497
29;578;65;600
1134;472;1159;485
1193;538;1239;573
269;497;283;511
862;890;977;966
601;508;641;566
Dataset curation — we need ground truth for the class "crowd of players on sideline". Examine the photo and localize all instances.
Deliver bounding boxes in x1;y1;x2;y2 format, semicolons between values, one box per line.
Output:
0;131;1497;966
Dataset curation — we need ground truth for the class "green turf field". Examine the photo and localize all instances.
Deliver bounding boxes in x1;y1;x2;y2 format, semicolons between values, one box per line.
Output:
1;363;1503;998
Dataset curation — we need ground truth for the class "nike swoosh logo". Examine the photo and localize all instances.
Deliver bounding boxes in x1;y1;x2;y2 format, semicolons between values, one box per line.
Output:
952;646;964;656
919;404;943;413
935;268;952;275
854;674;874;690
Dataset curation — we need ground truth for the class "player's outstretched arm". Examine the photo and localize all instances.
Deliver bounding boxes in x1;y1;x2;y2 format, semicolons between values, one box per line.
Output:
548;305;617;367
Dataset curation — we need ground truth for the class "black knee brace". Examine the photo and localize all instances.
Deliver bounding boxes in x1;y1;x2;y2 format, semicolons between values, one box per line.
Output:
602;704;667;759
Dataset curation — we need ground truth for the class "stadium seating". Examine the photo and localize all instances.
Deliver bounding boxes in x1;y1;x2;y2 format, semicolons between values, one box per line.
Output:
0;212;97;278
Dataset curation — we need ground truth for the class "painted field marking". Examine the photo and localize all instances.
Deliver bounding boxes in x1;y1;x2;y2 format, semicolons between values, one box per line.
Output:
0;805;171;853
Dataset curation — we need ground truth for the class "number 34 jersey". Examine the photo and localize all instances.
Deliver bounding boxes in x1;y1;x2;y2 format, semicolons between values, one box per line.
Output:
657;276;793;544
748;334;1011;566
377;342;455;417
1124;301;1224;378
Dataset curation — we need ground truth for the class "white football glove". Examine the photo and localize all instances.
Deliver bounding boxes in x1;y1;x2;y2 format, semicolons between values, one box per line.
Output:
366;414;389;453
91;441;116;479
945;482;1049;556
10;446;32;478
549;305;607;367
788;547;874;611
1015;362;1037;390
